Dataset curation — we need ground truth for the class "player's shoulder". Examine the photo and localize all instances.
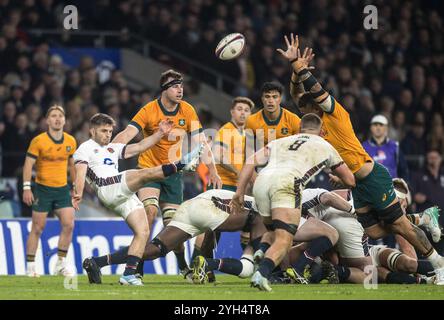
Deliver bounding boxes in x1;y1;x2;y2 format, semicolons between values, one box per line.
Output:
63;132;77;143
77;139;94;150
140;99;158;110
246;110;263;127
179;100;197;112
219;122;236;131
31;131;47;143
282;107;300;119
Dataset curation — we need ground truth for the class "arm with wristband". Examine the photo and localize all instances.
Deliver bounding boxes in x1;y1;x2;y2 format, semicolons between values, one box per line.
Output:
22;156;36;206
277;33;333;112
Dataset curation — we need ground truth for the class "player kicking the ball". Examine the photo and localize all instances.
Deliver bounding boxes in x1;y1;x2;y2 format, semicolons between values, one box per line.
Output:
73;113;202;285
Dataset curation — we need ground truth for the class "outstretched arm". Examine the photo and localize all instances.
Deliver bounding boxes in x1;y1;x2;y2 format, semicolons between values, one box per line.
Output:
319;191;355;215
112;124;139;144
329;163;356;188
276;34;314;103
277;34;333;112
192;132;222;189
123;119;173;159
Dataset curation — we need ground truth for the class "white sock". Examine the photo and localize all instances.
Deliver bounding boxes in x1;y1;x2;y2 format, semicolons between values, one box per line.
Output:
427;250;444;269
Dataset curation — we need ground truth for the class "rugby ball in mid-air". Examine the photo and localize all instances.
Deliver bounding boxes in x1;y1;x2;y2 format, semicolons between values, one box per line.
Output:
215;33;245;60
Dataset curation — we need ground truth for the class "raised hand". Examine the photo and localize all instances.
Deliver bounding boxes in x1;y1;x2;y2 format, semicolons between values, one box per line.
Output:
295;47;315;72
276;33;299;62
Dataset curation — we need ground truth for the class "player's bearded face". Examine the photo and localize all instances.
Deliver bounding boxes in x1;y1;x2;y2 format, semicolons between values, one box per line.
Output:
165;84;183;104
46;110;65;130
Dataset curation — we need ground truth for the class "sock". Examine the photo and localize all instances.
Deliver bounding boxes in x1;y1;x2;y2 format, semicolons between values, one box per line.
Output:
257;258;275;278
217;258;243;276
386;271;418;284
57;249;68;262
136;260;145;276
335;265;351;283
205;258;221;271
191;247;202;261
174;251;188;271
26;254;35;262
425;249;444;268
98;246;129;266
259;242;271;253
292;236;333;274
407;213;429;226
416;260;434;275
161;163;178;176
94;254;110;268
123;255;140;276
406;214;419;225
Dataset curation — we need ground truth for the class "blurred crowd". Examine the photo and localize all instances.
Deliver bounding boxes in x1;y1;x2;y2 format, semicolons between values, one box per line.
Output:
0;0;443;218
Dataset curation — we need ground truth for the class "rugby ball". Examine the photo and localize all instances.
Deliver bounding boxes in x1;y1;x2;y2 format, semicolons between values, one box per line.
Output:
215;33;245;60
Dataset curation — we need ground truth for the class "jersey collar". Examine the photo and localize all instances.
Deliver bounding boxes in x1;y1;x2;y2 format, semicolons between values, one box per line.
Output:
230;121;244;135
46;131;64;144
158;98;179;116
262;107;283;126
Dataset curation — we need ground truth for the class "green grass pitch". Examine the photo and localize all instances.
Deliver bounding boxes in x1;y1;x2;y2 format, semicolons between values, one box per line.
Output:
1;275;444;300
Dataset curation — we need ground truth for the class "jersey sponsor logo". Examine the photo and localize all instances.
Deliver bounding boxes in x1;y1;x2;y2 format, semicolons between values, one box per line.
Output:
179;119;186;126
57;147;62;151
103;158;115;165
281;127;289;135
107;148;115;153
66;146;72;153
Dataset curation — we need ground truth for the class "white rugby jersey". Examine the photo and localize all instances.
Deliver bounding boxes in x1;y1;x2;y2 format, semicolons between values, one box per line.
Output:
195;189;258;213
260;133;344;184
73;139;126;188
302;188;354;220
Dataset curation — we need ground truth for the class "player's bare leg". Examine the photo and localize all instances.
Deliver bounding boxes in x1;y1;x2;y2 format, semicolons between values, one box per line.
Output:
161;203;191;279
138;188;160;232
53;207;75;276
119;208;150;285
252;208;300;291
26;211;48;277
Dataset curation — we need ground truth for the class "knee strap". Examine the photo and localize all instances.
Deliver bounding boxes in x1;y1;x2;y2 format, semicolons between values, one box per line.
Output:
151;238;168;257
162;207;177;220
272;219;298;235
142;197;159;210
387;251;403;272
